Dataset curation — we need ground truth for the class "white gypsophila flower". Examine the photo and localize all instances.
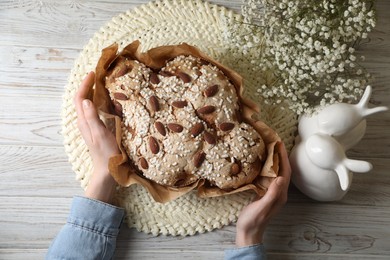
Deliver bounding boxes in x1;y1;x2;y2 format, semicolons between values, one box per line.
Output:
226;0;376;115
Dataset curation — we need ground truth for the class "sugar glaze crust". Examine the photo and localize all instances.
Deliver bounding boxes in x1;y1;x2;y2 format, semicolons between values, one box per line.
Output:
105;55;265;189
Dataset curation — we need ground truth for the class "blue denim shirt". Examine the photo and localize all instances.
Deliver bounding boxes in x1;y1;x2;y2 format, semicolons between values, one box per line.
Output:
46;196;266;259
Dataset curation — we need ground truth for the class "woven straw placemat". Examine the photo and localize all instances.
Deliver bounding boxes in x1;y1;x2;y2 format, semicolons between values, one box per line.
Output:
62;0;297;236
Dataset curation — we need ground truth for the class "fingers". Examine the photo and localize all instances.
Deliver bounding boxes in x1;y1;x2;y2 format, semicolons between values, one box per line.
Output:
258;177;288;221
276;141;291;204
264;177;283;203
250;176;283;215
249;142;291;218
273;142;291;206
82;99;106;140
76;72;95;101
75;72;95;120
259;142;291;217
277;142;292;182
75;72;95;144
273;177;288;207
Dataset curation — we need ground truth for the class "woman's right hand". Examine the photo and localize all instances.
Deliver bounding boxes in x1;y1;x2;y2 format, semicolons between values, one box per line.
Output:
235;142;291;247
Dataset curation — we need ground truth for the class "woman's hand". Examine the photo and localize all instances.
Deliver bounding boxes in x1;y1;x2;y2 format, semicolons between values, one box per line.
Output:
235;142;291;247
74;71;120;203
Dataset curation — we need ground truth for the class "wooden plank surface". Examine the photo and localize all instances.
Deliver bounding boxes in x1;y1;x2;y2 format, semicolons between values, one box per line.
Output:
1;0;389;259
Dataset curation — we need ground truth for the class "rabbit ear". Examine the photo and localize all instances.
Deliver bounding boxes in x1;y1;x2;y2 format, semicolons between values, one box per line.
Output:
335;159;371;191
357;85;372;108
335;164;351;191
335;165;351;191
357;86;389;117
344;158;372;173
361;106;389;117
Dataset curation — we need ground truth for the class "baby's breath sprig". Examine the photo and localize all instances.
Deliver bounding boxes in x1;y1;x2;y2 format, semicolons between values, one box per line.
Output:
227;0;376;115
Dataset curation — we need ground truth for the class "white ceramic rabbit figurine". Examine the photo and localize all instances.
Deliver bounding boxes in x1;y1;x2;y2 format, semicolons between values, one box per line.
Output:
290;86;388;201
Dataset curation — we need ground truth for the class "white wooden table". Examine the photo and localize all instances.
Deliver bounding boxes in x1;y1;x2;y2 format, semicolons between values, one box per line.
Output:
1;1;389;259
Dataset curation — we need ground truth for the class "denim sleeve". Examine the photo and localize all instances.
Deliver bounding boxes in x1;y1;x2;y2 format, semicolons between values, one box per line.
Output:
46;196;125;260
224;244;267;260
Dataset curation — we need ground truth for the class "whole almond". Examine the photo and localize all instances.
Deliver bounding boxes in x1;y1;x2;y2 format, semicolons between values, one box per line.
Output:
193;151;206;168
150;72;160;84
160;70;174;77
172;100;188;108
203;131;216;145
148;136;159;154
235;109;243;123
113;101;122;116
219;122;235;131
126;125;135;135
204;84;219;97
230;163;241;175
139;157;149;169
197;105;216;114
190;123;204;137
177;72;192;83
113;92;128;100
167;123;184;133
217;72;225;80
154;121;166;136
116;66;128;77
149;96;160;112
200;59;209;66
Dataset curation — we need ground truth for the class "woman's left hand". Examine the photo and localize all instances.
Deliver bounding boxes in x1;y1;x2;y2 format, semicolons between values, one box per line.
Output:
74;71;120;203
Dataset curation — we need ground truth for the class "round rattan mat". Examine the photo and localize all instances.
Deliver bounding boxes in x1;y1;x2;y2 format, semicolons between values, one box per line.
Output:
61;0;297;236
